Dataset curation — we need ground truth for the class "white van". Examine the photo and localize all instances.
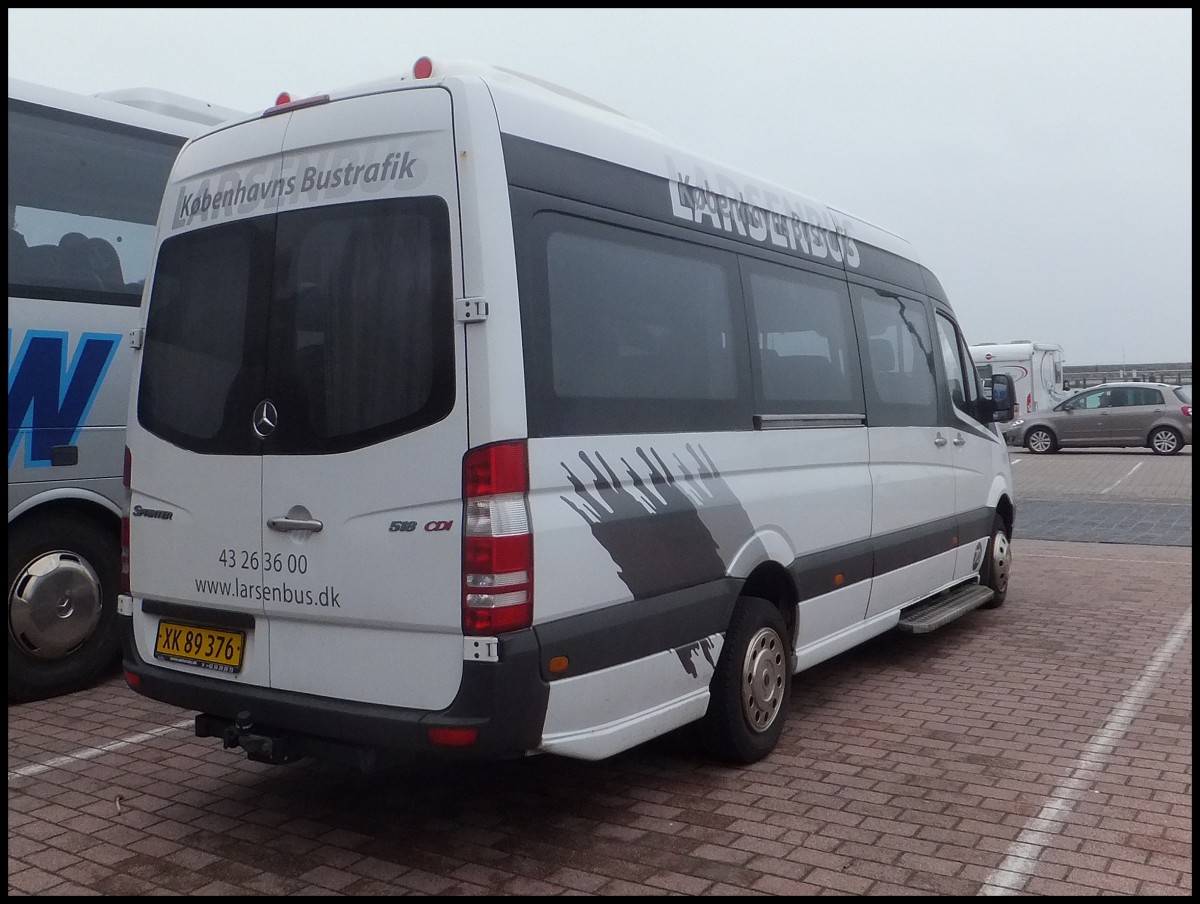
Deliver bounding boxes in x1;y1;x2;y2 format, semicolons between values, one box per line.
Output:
120;58;1016;768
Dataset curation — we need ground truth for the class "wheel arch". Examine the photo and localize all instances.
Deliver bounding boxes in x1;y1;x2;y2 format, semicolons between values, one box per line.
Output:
736;560;797;653
9;494;120;537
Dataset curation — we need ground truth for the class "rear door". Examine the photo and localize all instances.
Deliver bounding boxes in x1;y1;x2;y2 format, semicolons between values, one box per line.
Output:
261;90;464;707
134;88;467;709
1101;386;1162;444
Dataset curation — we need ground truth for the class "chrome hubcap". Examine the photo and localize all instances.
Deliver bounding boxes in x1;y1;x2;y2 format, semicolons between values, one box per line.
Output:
1029;431;1051;452
741;626;786;733
990;531;1011;595
9;551;103;659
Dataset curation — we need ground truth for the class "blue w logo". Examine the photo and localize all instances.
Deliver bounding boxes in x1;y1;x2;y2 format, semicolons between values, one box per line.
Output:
8;329;121;468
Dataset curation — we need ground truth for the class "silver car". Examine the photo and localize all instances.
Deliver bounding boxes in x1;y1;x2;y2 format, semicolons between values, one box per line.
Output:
1004;382;1192;455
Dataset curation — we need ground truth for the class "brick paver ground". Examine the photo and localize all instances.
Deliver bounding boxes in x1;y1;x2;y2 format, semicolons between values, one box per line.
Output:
9;539;1191;896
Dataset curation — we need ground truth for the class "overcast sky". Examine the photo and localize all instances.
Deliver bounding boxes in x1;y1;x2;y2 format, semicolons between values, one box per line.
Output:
8;8;1192;366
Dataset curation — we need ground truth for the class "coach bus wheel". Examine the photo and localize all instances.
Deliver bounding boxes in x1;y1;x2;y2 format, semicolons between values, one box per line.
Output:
701;596;791;764
979;513;1011;609
7;513;120;703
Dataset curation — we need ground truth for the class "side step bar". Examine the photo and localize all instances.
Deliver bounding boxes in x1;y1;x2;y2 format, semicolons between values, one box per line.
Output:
897;584;995;633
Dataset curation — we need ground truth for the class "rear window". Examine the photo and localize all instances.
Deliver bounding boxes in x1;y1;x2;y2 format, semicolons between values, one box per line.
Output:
1174;386;1192;404
138;196;454;455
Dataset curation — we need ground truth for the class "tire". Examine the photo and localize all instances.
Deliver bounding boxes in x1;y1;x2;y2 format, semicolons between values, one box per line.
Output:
1025;427;1057;454
1149;426;1183;456
979;513;1011;609
8;512;121;703
701;596;792;764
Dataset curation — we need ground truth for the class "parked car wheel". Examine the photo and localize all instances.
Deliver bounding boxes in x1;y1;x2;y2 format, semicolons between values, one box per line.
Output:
1025;427;1057;454
1148;426;1183;455
979;513;1011;609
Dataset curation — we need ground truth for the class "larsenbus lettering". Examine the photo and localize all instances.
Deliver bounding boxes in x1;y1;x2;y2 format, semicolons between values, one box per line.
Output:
667;173;859;268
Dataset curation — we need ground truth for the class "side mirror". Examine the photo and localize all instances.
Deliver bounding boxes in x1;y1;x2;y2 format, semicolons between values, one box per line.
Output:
986;374;1015;423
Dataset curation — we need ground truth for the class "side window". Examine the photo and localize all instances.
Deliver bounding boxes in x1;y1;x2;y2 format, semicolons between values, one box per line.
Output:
521;210;750;437
1130;387;1163;406
1070;390;1105;410
934;311;978;418
742;258;864;418
850;285;939;427
9;98;185;307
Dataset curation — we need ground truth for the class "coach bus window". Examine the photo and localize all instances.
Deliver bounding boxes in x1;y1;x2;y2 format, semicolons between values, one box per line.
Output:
8;98;183;306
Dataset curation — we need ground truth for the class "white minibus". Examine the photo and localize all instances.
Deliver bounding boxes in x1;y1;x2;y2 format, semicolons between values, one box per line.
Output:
8;78;241;702
120;58;1015;768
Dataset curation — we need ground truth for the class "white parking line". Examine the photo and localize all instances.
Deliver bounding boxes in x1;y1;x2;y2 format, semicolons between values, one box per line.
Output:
7;718;194;783
1022;551;1189;566
1100;461;1143;494
977;608;1192;895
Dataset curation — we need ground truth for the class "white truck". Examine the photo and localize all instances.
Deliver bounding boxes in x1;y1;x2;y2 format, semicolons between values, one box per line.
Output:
970;341;1071;418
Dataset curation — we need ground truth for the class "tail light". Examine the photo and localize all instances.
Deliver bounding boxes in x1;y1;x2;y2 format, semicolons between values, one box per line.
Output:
121;446;131;594
462;441;532;635
1182;405;1192;417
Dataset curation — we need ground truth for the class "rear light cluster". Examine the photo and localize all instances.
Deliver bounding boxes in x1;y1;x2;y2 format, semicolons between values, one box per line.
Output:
121;446;132;594
462;441;533;635
1182;405;1192;417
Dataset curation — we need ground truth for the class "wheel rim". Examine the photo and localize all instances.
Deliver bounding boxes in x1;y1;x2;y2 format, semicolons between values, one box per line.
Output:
1029;430;1051;453
990;530;1011;595
1152;430;1179;454
741;626;786;734
8;551;103;660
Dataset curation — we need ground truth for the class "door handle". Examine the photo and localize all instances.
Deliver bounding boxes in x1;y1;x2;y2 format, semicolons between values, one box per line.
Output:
934;433;948;447
952;434;966;447
267;516;323;533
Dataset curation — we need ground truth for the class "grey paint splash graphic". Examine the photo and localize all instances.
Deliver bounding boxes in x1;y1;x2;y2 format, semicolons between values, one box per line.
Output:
676;637;718;678
561;443;764;601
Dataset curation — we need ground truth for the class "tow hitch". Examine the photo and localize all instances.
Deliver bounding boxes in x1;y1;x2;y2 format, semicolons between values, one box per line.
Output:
199;711;306;764
195;711;379;772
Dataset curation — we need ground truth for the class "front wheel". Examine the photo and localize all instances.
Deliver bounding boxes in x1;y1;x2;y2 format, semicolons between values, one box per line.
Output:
701;597;791;764
979;513;1011;609
1025;427;1057;454
8;512;120;703
1149;427;1182;455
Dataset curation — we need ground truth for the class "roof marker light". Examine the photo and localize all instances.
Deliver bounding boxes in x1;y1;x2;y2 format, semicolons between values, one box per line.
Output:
413;56;434;79
275;91;291;106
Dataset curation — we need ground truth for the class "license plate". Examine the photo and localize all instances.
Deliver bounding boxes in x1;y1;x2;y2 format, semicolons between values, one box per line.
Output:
154;621;245;673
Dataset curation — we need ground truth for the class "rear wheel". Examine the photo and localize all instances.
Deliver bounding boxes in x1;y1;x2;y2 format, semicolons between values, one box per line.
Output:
1149;426;1182;455
1025;427;1057;454
701;596;791;764
8;512;120;703
979;513;1011;609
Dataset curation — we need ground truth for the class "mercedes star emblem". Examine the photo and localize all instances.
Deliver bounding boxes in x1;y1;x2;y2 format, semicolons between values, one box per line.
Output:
253;399;278;438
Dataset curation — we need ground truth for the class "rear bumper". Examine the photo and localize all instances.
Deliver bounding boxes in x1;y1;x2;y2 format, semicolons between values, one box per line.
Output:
120;616;548;761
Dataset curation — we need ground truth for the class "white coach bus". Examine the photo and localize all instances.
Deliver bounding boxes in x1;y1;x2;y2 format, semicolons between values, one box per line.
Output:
120;58;1015;769
8;78;242;702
